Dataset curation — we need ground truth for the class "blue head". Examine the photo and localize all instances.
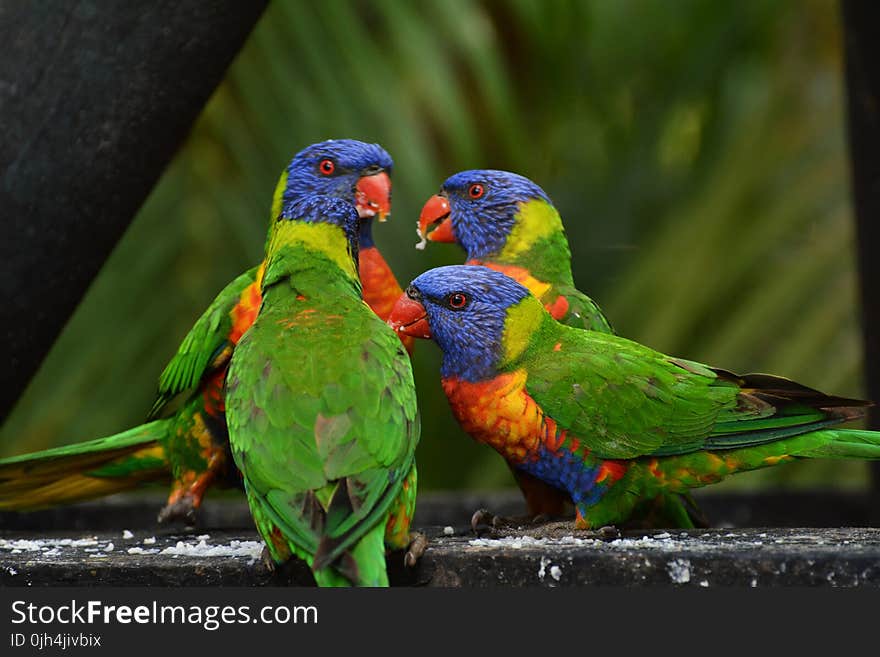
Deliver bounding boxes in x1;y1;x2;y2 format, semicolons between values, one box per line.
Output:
388;265;535;381
418;170;551;259
279;139;393;225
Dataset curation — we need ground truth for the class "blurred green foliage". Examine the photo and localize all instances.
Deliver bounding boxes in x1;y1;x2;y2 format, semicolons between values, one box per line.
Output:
1;0;866;493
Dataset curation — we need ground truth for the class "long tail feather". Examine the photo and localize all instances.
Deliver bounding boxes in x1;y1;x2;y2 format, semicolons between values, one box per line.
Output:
795;429;880;460
0;420;172;511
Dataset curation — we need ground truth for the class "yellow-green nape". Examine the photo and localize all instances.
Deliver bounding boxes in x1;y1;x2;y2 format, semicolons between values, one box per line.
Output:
501;294;546;365
266;220;358;280
270;170;289;225
498;198;564;260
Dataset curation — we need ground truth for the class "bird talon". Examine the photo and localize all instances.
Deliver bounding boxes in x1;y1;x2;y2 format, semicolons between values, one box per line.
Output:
157;495;199;526
471;508;496;534
260;546;277;572
596;525;621;541
403;532;428;568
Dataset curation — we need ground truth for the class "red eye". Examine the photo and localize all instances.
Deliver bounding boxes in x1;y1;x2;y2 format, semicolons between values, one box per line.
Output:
468;183;485;199
448;293;468;309
319;159;335;175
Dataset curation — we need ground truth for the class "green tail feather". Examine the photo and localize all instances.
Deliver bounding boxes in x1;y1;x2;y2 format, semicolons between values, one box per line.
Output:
795;429;880;460
0;420;172;511
313;521;389;587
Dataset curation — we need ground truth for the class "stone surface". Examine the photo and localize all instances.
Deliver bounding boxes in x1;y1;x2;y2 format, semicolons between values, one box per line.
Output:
0;493;880;587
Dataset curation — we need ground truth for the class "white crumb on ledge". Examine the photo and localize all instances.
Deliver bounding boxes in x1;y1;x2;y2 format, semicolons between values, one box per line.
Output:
667;558;691;584
443;526;455;536
143;537;156;545
538;556;549;580
122;530;134;539
550;565;562;581
160;539;264;559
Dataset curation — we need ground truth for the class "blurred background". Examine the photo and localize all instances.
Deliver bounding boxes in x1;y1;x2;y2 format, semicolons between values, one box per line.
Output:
1;0;865;495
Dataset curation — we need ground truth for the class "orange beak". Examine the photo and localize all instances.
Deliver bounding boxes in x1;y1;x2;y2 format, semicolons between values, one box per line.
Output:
417;194;455;247
355;171;391;221
387;294;432;339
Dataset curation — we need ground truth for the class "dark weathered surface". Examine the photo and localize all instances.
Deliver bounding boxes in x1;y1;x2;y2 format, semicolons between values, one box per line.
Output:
842;1;880;513
0;1;267;417
2;525;879;588
1;492;880;587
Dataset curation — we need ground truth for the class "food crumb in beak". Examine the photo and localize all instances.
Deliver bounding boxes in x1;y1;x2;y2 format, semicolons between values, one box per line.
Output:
415;224;427;250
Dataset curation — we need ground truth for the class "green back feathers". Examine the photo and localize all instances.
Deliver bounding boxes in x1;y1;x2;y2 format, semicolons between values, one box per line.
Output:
227;196;419;585
511;311;869;460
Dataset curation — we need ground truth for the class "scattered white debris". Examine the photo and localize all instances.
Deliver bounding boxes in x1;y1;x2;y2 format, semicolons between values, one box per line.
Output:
143;537;156;545
653;532;671;539
126;546;159;555
104;542;115;552
550;565;562;581
0;537;99;552
667;559;691;584
750;578;758;588
122;530;134;539
6;567;17;576
699;580;709;587
197;534;211;541
443;526;455;536
538;556;550;580
160;539;264;559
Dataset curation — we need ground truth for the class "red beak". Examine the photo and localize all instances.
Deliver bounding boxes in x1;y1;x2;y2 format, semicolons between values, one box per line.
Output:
417;194;455;244
356;171;391;221
387;294;432;339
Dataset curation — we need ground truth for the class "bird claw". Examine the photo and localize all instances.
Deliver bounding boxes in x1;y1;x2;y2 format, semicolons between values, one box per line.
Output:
471;508;551;534
590;525;621;541
470;508;499;534
260;546;277;573
403;531;428;568
157;496;198;526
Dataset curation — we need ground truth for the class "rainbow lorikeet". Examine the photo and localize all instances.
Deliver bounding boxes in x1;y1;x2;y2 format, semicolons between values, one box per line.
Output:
415;170;701;526
417;170;611;333
227;194;420;587
389;265;880;531
0;139;408;524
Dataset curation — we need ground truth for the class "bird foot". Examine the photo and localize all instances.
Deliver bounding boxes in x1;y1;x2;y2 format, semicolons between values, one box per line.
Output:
404;531;428;568
470;508;553;535
157;495;199;526
260;546;277;573
582;525;621;541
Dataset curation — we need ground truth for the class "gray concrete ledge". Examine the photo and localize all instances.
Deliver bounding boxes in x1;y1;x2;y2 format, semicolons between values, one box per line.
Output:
2;525;879;588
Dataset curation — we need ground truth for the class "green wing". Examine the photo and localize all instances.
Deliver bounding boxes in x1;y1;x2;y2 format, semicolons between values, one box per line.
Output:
522;321;867;459
149;265;261;418
558;284;614;334
227;276;419;577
